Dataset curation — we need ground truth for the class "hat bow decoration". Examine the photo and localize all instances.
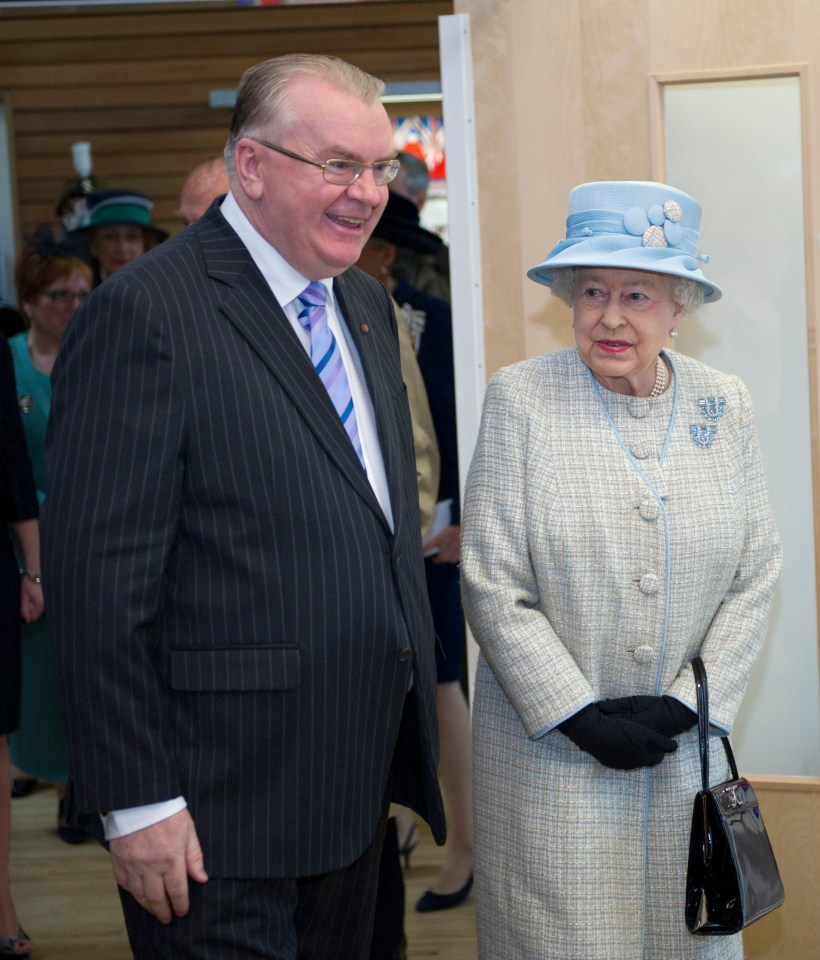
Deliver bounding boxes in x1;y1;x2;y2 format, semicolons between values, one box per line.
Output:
527;181;723;302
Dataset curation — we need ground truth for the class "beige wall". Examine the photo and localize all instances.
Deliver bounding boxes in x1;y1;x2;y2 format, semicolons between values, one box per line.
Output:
458;0;820;376
456;2;820;956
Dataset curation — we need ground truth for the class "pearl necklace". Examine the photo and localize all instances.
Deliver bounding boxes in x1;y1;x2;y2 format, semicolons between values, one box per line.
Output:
648;356;667;399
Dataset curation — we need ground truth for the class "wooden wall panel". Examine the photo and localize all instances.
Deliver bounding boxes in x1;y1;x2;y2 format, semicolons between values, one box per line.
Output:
744;778;820;959
0;0;451;238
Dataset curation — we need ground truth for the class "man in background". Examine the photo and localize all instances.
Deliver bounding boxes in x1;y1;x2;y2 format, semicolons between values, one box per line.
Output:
177;156;229;228
389;150;450;302
390;150;430;212
44;53;444;960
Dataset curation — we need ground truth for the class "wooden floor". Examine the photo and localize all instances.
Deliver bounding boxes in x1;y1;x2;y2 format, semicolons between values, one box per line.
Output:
10;785;477;959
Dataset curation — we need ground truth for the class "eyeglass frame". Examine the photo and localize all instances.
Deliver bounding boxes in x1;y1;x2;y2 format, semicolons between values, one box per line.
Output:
251;138;400;186
39;288;89;305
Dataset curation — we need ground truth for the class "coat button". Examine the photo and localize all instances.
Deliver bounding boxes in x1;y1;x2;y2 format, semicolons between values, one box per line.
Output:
638;499;660;521
629;443;653;460
638;573;660;595
632;645;657;664
628;398;650;419
399;648;413;662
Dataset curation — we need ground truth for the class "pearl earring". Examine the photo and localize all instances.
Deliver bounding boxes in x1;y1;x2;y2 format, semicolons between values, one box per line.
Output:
669;329;678;338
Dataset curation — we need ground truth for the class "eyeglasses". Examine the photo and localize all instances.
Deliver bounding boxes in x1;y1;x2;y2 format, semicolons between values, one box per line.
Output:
40;289;89;305
252;138;400;186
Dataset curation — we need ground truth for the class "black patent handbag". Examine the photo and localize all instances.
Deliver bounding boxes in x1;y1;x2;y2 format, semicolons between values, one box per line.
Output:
684;656;785;934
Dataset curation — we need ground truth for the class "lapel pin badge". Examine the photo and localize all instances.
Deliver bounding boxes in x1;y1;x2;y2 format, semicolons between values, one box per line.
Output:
360;323;370;333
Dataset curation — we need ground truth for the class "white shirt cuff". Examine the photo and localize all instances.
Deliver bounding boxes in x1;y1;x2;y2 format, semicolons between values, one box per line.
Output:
101;796;187;840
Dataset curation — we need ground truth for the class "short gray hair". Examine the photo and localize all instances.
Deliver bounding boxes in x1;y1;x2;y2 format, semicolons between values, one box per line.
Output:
393;151;430;197
547;266;705;314
224;54;386;176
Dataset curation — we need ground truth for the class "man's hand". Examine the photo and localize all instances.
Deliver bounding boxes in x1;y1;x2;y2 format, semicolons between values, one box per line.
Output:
109;808;208;923
422;523;460;565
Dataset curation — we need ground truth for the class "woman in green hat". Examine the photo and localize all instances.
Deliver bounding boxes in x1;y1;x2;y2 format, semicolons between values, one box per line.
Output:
72;189;167;286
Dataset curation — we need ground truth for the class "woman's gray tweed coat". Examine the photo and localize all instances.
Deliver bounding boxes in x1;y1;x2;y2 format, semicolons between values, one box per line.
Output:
462;348;782;960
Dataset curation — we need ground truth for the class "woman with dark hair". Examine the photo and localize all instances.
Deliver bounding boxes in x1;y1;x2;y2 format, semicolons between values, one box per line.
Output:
8;230;91;842
0;333;43;958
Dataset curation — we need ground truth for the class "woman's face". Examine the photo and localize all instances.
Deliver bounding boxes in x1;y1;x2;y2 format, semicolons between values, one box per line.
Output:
89;224;146;277
571;267;684;396
24;267;91;345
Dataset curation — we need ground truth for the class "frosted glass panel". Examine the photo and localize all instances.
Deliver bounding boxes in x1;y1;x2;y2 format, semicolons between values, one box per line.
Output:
664;76;820;775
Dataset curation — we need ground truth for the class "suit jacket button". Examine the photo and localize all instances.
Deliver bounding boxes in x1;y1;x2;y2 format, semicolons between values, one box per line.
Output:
399;647;412;662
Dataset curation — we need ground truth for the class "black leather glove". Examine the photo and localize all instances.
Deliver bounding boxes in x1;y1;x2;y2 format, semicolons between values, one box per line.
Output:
557;703;678;769
597;694;697;737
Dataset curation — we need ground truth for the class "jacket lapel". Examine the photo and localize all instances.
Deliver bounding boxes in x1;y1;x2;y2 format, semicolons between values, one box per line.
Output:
196;210;387;528
335;270;410;545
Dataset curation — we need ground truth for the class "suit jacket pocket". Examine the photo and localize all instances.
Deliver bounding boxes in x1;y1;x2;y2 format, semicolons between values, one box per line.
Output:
169;645;299;691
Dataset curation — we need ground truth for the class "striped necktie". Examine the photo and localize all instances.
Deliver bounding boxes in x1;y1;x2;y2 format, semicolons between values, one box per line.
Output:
296;281;366;470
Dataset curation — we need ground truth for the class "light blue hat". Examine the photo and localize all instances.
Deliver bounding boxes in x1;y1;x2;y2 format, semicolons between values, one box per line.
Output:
527;181;722;302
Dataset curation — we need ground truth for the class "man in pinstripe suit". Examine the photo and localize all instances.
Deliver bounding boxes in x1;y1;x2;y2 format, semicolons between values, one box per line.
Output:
42;54;445;960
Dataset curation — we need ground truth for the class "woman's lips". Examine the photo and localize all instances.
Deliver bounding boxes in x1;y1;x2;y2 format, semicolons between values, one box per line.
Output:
595;339;632;354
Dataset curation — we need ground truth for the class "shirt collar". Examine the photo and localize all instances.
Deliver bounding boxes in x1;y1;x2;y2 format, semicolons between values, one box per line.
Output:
219;191;334;307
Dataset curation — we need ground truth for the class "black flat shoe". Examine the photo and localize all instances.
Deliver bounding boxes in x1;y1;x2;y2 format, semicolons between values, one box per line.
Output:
11;778;37;799
0;928;32;958
415;873;473;913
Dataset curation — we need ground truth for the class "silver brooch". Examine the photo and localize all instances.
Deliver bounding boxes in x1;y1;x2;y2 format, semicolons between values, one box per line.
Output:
690;424;717;448
17;394;33;414
698;396;726;421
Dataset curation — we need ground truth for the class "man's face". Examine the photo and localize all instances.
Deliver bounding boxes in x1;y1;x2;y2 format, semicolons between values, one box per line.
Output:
177;179;211;228
240;76;394;280
177;166;229;228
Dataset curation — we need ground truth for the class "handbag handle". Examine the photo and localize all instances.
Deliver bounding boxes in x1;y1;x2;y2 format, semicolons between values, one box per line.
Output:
691;656;739;792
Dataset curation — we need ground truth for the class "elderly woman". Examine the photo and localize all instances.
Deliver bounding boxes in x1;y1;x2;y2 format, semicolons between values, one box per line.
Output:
461;181;782;960
69;188;167;286
8;229;92;842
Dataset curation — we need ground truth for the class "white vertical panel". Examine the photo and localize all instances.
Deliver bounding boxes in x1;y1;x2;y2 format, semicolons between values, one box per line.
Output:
438;14;485;697
665;76;820;775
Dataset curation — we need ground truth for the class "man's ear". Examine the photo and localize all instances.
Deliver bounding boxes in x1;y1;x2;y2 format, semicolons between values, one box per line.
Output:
233;139;265;201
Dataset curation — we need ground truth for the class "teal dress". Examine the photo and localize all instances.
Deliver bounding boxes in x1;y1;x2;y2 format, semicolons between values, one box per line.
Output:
8;332;69;782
